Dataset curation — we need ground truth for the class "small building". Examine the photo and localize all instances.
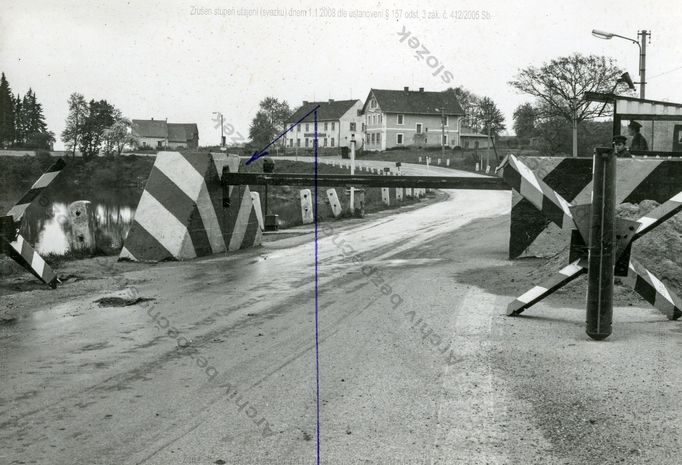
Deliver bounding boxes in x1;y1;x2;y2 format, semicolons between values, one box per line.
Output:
131;119;199;149
361;87;465;151
285;99;364;150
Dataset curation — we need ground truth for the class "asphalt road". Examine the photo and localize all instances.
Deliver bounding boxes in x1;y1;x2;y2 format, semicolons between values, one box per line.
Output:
1;162;681;465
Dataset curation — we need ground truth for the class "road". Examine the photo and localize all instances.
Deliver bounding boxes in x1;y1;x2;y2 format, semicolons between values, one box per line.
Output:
1;162;681;465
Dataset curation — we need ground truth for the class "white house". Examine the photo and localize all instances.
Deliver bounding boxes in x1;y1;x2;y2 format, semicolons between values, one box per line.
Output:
361;87;466;151
285;99;364;150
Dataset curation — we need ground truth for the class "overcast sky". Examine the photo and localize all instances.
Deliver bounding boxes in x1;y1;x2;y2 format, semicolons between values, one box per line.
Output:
2;0;681;149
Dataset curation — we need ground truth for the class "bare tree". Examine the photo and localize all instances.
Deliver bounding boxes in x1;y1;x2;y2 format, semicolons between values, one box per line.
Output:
509;53;625;156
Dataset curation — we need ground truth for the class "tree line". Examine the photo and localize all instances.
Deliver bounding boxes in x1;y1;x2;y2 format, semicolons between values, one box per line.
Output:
0;72;54;149
60;92;135;158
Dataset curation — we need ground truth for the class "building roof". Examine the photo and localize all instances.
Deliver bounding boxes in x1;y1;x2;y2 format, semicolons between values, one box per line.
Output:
131;120;198;142
288;99;360;123
131;119;168;138
363;88;465;116
168;123;199;142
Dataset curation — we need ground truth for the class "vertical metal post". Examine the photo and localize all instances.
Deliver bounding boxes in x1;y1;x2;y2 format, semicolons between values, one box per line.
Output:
586;148;617;340
441;108;445;160
350;137;356;215
638;30;648;99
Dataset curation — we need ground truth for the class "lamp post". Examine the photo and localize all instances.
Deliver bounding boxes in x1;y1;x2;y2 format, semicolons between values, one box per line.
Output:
592;29;649;99
435;107;446;160
212;111;225;147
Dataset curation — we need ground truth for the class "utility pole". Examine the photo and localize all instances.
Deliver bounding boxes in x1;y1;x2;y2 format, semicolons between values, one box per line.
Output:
213;111;225;148
441;107;445;160
638;30;648;99
350;135;356;215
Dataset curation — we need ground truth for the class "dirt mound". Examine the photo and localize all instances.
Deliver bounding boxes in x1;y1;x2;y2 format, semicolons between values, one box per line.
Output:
528;200;682;302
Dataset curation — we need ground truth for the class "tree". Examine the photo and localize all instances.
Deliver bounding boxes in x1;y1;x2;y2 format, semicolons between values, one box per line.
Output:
79;99;117;158
14;89;50;148
61;93;88;157
509;53;625;156
512;103;536;140
248;97;292;150
476;96;505;137
102;117;135;156
445;86;481;131
0;73;15;147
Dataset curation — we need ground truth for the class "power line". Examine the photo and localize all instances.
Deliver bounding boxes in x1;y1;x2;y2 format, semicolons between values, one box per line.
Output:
648;65;682;80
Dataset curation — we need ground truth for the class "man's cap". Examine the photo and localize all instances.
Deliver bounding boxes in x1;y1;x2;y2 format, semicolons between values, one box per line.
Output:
628;120;642;130
613;135;627;144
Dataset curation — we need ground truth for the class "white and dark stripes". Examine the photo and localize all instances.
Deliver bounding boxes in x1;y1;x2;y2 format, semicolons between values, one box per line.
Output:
624;259;682;320
507;260;587;316
5;234;58;288
6;158;65;222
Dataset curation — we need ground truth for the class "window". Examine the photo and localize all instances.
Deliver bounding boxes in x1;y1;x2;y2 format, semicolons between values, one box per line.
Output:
323;138;328;147
331;122;335;130
331;138;335;147
297;125;301;132
370;98;377;109
397;133;403;145
289;139;293;147
142;141;148;147
397;114;404;125
305;123;309;132
442;134;448;145
444;116;449;127
297;138;301;147
416;123;422;134
379;114;382;124
305;138;309;147
157;140;163;148
324;122;328;131
350;122;356;131
377;133;381;145
371;133;375;144
464;140;470;149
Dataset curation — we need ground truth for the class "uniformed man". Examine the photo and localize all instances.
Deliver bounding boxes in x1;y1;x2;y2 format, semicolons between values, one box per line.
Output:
628;120;649;151
613;135;631;158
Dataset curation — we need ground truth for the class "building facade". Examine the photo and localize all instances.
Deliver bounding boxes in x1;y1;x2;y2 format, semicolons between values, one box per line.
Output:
362;87;465;151
131;119;199;149
285;99;364;150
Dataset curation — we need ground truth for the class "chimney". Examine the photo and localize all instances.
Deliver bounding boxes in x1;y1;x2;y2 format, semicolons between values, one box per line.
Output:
151;117;154;121
419;87;424;92
303;100;309;105
328;99;334;103
403;86;409;91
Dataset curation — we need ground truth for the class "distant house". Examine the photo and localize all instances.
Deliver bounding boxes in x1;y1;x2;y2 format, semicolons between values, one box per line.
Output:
131;119;199;149
285;99;365;150
361;87;465;151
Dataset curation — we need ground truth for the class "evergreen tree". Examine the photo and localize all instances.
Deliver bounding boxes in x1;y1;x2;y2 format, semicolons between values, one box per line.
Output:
14;93;25;145
0;73;15;147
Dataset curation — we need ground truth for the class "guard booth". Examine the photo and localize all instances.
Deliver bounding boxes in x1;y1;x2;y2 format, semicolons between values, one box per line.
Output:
586;91;682;157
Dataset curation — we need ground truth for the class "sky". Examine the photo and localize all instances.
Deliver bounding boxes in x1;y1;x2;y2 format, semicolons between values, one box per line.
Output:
1;0;681;149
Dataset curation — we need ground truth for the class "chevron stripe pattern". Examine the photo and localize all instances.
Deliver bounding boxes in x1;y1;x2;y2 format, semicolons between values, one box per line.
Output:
7;158;66;223
507;260;587;315
5;234;58;288
501;155;575;231
508;157;682;259
624;259;682;320
120;152;262;262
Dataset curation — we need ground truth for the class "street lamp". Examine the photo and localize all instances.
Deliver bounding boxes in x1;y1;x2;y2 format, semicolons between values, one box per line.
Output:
434;107;446;160
212;111;225;147
591;28;650;99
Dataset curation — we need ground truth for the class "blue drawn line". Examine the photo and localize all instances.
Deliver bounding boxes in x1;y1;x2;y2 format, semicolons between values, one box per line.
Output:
313;108;321;465
245;104;322;165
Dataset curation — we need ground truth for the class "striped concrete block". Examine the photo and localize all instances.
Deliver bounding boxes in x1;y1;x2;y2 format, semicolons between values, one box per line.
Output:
507;156;682;259
507;260;587;315
120;151;261;262
624;259;682;320
300;189;314;224
381;188;390;206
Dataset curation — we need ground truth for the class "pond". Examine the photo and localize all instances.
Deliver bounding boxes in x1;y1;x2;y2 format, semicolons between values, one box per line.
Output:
15;187;140;256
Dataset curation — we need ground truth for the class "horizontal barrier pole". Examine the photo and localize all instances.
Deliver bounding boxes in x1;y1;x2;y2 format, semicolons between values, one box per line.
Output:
222;172;511;190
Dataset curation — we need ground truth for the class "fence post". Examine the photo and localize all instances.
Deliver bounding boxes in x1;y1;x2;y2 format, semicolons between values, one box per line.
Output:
585;148;617;340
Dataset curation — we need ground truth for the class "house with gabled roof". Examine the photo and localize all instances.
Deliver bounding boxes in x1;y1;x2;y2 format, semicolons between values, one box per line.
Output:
131;118;199;149
362;87;465;151
285;99;364;150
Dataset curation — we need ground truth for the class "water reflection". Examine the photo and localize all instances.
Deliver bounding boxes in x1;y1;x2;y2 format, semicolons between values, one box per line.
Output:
21;201;136;256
